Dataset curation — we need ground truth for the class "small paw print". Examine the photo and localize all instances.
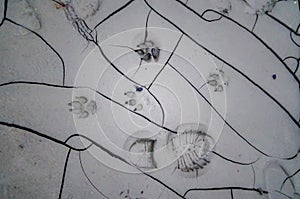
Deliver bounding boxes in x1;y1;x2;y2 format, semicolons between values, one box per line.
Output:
68;96;97;119
124;87;144;112
207;68;228;92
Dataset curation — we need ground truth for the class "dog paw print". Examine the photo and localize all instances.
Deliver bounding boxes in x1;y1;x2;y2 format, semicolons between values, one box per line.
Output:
136;40;160;61
124;85;150;112
68;96;97;119
111;41;160;78
207;68;229;92
119;188;146;199
111;40;160;62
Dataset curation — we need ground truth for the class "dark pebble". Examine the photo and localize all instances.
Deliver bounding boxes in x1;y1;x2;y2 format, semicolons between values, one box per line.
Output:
136;87;143;92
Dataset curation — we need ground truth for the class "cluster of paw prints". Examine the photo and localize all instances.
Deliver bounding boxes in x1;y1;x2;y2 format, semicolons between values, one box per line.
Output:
206;68;229;92
125;124;213;177
68;96;97;119
124;85;151;112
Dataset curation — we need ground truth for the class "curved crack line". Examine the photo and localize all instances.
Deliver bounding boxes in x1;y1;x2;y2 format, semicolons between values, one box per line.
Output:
183;186;268;197
147;34;184;90
275;190;293;199
266;12;300;36
176;0;300;85
283;56;300;74
251;14;259;32
211;151;260;166
52;1;166;126
167;62;298;160
0;0;8;27
4;18;66;86
79;151;109;199
143;0;300;129
0;121;85;151
280;168;300;191
0;80;175;134
58;148;72;199
290;24;300;47
93;0;136;30
91;40;166;126
0;120;186;199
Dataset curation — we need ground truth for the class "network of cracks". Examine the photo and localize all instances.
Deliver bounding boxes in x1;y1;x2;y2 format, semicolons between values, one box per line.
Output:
0;0;299;199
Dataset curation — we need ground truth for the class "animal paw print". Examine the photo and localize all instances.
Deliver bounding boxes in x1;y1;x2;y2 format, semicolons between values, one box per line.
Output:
111;41;160;62
124;86;147;112
68;96;97;119
136;40;160;61
207;68;229;92
119;188;146;199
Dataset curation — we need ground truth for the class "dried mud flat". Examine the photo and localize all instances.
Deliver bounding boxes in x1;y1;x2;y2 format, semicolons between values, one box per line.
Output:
0;0;299;199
